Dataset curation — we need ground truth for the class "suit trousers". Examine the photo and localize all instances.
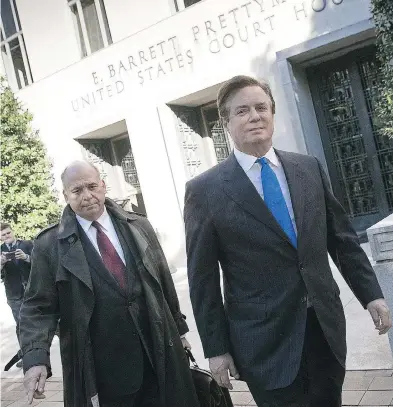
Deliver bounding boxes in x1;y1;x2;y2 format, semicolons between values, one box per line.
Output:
247;307;345;407
100;358;160;407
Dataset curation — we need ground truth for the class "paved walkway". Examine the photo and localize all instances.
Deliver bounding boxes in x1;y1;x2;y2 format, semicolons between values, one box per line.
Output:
2;243;393;406
228;370;393;406
2;369;393;406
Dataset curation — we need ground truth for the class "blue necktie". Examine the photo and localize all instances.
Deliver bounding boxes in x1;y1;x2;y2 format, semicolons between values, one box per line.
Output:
257;157;297;247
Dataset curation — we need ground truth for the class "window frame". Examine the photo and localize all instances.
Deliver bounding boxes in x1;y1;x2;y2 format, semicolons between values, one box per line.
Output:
68;0;112;58
200;101;233;164
173;0;202;12
0;0;33;90
110;133;142;193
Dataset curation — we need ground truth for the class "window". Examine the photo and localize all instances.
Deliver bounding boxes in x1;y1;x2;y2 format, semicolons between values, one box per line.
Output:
79;135;146;214
0;0;33;90
174;0;201;12
308;47;393;233
172;104;232;179
68;0;112;58
112;137;141;191
201;104;232;164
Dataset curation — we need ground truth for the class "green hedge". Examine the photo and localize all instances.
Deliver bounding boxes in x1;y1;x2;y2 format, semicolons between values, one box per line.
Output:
372;0;393;138
0;78;61;239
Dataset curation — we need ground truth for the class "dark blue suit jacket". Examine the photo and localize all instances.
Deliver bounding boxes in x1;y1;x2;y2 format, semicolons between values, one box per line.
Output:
184;150;383;390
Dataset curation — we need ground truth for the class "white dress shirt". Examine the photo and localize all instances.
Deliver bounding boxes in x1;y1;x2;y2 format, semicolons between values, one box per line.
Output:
76;208;126;265
234;146;297;235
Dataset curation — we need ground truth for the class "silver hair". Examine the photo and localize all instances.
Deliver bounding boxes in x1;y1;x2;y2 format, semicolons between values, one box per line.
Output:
61;161;101;187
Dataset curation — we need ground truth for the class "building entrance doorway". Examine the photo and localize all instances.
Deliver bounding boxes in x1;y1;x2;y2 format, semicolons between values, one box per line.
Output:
79;134;146;215
308;47;393;234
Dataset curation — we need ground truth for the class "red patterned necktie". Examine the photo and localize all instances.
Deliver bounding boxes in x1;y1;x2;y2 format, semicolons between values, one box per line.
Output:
92;221;126;289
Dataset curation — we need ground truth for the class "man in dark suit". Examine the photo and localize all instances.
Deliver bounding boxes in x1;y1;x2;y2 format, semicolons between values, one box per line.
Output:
1;222;33;368
20;161;199;407
184;75;392;406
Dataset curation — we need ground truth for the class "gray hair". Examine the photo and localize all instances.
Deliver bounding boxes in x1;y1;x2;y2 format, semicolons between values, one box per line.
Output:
61;161;101;187
217;75;276;124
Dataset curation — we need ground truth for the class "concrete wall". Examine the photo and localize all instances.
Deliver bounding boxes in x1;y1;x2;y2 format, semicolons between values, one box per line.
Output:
104;0;173;44
16;0;80;82
15;0;174;82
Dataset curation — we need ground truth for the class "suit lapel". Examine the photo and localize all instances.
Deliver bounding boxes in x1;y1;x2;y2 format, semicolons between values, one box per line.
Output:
112;216;140;297
78;224;126;296
220;153;293;245
60;238;94;292
275;150;306;242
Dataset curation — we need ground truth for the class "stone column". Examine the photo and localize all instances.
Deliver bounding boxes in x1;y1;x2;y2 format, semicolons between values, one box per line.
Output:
367;214;393;351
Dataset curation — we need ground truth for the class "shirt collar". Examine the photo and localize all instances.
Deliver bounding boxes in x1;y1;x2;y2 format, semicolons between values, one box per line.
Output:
76;206;110;234
234;146;280;172
264;146;280;167
234;147;258;173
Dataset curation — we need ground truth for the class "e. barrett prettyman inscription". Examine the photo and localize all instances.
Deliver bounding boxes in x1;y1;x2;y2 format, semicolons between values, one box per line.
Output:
106;37;193;85
71;36;193;112
71;0;344;112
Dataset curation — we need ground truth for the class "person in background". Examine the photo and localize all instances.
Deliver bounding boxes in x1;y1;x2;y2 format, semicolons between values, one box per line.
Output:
184;75;391;407
1;222;33;368
19;161;199;407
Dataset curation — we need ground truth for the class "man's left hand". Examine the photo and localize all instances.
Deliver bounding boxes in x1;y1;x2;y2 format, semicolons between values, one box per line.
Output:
15;249;28;261
181;337;191;350
367;298;392;335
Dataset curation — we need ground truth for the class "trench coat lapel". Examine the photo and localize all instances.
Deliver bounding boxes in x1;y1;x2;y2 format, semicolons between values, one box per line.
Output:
58;206;93;292
105;199;161;290
128;223;158;280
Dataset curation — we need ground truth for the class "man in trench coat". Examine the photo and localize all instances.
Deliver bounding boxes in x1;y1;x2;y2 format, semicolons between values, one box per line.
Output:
19;161;199;407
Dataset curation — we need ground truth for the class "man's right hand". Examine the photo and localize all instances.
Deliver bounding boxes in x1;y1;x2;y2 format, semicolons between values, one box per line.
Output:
209;353;240;389
24;365;47;404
